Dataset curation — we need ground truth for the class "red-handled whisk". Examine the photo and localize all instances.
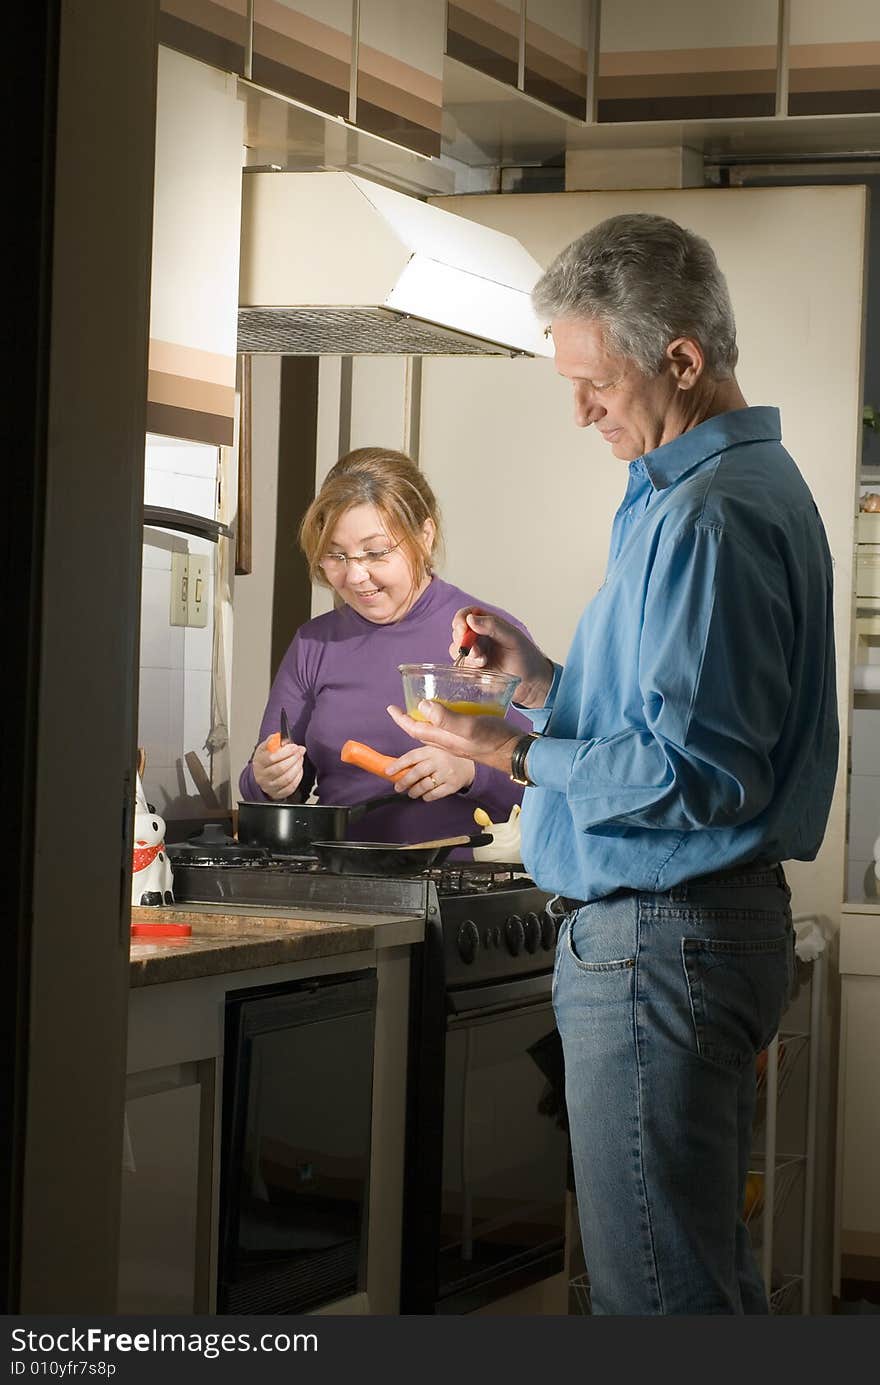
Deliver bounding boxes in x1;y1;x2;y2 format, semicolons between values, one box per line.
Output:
453;612;483;667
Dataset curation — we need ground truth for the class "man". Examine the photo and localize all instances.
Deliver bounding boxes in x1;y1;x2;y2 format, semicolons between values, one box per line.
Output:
388;212;838;1315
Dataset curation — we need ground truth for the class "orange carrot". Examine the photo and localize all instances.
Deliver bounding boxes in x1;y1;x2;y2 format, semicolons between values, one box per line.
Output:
341;739;409;782
266;732;282;753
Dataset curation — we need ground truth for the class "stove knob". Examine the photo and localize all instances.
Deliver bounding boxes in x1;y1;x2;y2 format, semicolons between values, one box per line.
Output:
541;913;557;950
457;920;479;964
505;914;524;956
524;912;541;954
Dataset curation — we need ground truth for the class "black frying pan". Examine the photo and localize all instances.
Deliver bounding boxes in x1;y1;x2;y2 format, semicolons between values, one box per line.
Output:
236;792;400;854
309;832;493;877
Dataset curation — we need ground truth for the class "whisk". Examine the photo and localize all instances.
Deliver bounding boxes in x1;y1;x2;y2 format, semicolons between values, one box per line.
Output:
453;611;484;667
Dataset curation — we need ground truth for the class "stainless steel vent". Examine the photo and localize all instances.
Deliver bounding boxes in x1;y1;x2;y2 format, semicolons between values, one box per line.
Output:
237;307;519;356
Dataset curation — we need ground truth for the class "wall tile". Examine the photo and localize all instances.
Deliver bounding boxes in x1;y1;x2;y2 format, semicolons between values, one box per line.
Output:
139;567;185;670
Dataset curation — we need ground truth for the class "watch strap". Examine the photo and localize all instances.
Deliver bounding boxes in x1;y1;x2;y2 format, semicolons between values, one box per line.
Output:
510;732;539;787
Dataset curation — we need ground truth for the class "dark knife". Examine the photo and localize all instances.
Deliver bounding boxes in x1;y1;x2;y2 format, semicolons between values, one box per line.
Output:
279;707;291;745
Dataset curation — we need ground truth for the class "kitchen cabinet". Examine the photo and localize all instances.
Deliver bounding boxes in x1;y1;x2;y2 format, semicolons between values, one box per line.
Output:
447;0;521;87
834;906;880;1293
253;0;353;120
118;1062;215;1313
120;938;413;1314
446;1;592;122
158;0;248;76
524;1;591;119
357;0;445;157
788;0;880;116
597;0;778;123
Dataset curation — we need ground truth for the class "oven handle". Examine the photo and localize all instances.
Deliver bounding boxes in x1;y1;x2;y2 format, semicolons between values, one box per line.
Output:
446;970;553;1020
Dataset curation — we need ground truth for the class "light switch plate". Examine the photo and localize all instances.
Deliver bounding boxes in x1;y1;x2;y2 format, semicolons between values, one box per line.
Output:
170;551;188;627
187;555;209;628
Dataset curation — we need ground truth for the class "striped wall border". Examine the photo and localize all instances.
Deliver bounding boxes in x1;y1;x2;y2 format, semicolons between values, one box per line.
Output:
147;339;236;447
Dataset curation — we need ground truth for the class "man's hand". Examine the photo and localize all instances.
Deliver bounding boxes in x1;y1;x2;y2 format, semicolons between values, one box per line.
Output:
450;608;554;709
387;700;521;776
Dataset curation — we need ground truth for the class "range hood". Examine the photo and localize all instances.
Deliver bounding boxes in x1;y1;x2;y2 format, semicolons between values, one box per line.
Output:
238;171;552;358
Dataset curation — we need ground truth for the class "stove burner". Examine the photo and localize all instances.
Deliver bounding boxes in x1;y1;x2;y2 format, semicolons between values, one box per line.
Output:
167;821;269;864
168;842;528;894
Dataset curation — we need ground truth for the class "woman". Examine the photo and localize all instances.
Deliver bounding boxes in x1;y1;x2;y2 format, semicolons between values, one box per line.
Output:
239;447;529;848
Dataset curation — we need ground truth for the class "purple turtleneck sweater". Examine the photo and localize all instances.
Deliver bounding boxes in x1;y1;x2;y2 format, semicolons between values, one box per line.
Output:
238;577;530;847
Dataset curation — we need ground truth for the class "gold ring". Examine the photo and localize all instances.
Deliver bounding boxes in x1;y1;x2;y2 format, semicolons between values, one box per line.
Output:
428;774;437;788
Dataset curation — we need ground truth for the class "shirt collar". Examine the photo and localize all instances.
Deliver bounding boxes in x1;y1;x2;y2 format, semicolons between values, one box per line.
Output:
640;406;781;491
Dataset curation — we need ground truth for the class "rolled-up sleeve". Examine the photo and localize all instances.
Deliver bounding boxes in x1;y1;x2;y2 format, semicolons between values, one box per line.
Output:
527;524;794;832
514;662;564;732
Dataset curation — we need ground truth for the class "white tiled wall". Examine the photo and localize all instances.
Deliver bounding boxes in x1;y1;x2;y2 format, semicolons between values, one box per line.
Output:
139;435;220;821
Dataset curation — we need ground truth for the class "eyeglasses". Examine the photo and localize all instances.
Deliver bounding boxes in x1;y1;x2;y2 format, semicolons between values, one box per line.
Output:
319;541;402;573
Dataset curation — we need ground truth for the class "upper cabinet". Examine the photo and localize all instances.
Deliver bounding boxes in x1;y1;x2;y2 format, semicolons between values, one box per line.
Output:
446;1;591;119
158;0;248;75
598;0;777;122
148;48;244;448
253;0;353;118
357;0;445;156
788;0;880;116
447;0;521;87
524;1;591;119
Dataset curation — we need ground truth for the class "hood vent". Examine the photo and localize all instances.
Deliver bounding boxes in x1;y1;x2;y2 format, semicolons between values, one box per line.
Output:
238;171;551;358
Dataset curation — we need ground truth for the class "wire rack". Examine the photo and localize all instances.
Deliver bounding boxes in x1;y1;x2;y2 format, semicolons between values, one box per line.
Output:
753;1032;809;1134
569;1273;592;1315
744;1154;806;1242
769;1274;804;1315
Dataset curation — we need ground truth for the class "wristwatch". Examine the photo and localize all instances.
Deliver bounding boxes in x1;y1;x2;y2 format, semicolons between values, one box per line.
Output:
509;732;540;787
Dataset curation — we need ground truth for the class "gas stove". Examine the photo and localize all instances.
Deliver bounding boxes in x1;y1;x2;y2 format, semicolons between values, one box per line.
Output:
167;825;557;985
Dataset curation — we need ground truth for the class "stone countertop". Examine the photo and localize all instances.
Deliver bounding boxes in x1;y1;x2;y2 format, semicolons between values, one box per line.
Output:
129;903;425;987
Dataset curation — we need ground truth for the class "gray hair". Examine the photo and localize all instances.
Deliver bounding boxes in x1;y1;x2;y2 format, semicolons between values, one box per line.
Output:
532;212;738;379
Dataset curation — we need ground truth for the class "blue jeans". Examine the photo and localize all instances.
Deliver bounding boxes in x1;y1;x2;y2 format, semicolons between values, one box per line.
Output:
551;864;795;1315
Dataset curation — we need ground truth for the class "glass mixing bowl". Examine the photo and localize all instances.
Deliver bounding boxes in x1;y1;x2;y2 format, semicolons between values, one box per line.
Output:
399;663;521;720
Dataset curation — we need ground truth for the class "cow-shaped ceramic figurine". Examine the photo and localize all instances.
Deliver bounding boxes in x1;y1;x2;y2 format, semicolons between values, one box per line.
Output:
132;772;174;907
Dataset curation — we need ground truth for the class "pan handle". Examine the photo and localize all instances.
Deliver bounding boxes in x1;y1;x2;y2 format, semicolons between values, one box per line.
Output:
347;792;401;823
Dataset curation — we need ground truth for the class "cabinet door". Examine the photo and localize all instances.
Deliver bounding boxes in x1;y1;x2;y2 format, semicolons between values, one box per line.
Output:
253;0;353;119
598;0;777;123
357;0;444;157
447;0;521;87
118;1062;216;1314
789;0;880;116
158;0;248;75
838;974;880;1276
524;1;590;119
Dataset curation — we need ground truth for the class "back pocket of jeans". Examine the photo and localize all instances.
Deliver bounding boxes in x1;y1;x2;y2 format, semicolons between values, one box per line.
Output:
682;934;791;1069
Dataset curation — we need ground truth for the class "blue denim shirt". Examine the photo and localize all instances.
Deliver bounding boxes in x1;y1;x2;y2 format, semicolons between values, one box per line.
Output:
520;406;839;903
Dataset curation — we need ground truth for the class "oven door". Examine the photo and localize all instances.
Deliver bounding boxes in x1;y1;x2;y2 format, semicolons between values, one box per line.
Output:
437;972;568;1313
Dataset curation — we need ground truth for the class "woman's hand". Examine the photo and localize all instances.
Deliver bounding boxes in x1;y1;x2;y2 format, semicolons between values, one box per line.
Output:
251;737;306;800
382;745;476;802
387;702;521;777
451;608;554;709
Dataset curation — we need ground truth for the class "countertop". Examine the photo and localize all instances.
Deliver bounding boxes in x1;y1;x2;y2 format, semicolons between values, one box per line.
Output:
129;902;425;987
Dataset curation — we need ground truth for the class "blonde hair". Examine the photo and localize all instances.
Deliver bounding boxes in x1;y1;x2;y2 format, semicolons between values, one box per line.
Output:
299;447;444;589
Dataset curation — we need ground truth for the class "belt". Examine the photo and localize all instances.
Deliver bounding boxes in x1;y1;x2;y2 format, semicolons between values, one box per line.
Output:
553;860;785;917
